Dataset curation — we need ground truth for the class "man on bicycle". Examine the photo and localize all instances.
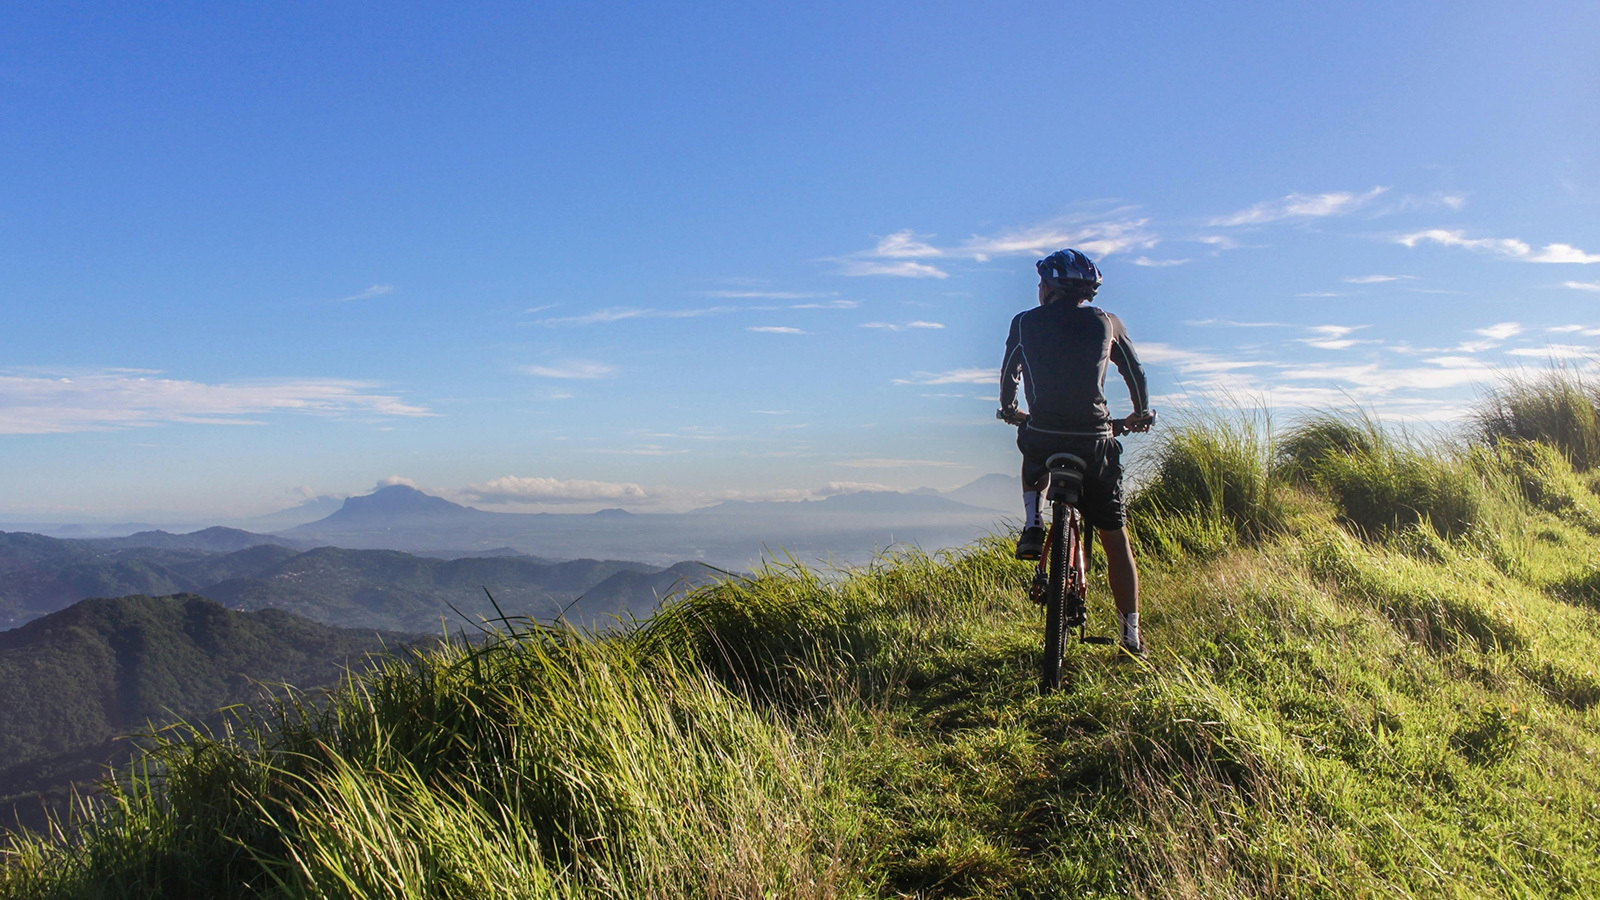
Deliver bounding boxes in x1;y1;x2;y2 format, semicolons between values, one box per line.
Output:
998;248;1154;658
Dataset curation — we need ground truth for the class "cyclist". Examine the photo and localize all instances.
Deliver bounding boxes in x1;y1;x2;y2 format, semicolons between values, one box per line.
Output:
998;248;1155;658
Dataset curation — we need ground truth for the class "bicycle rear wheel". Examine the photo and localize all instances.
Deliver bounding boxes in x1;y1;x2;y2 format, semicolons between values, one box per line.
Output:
1041;502;1068;693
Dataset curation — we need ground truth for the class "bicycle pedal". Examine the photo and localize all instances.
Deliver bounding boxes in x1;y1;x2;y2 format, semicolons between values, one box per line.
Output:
1028;571;1049;605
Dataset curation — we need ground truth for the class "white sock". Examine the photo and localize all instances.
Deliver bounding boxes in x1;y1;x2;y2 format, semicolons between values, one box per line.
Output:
1023;490;1042;529
1119;611;1141;648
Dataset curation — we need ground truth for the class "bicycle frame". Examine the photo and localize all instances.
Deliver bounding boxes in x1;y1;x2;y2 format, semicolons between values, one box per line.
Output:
1036;478;1120;692
1037;495;1089;693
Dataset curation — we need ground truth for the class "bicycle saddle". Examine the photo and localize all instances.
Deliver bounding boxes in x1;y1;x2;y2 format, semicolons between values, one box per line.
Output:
1044;452;1088;504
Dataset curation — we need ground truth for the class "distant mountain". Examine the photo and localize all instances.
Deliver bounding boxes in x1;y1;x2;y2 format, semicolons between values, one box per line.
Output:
565;562;723;624
83;526;303;553
0;531;211;629
0;594;411;833
285;484;1006;568
689;490;992;516
300;485;485;531
939;473;1016;513
198;547;696;632
0;531;708;633
231;494;347;532
815;491;995;515
410;547;560;562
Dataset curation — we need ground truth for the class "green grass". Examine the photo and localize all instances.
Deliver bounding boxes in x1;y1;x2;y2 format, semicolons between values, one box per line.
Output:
1475;366;1600;472
7;397;1600;898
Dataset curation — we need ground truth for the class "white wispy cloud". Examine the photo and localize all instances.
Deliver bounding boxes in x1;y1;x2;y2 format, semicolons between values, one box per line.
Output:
1209;187;1388;226
956;216;1158;260
816;481;896;495
1530;245;1600;263
329;284;395;303
0;372;429;435
1448;323;1524;353
702;290;833;299
1107;321;1591;421
538;306;739;326
862;321;945;332
1563;281;1600;292
790;299;860;309
836;259;950;279
1277;356;1494;392
462;476;648;504
838;458;969;469
1396;230;1600;264
833;213;1157;277
594;444;688;456
1343;274;1414;284
1507;345;1597;360
873;231;943;258
1136;343;1265;375
519;361;615;379
1184;319;1289;328
1133;257;1191;267
1475;322;1523;341
539;308;649;325
747;326;807;334
1300;324;1370;350
891;367;994;385
377;476;418;488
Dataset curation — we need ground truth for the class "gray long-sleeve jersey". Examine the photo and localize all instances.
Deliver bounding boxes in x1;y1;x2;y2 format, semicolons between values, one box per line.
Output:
999;301;1149;436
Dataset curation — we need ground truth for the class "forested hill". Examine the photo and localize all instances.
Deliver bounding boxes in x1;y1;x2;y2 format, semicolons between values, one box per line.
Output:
0;594;415;833
0;532;717;632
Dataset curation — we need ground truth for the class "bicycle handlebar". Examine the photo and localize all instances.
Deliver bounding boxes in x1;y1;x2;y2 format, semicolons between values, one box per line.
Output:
997;409;1157;435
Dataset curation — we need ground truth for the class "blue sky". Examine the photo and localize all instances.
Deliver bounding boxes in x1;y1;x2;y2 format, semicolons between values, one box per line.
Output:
2;1;1597;521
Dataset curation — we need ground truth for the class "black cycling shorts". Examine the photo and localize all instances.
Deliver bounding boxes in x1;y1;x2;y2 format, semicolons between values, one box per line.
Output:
1016;426;1126;530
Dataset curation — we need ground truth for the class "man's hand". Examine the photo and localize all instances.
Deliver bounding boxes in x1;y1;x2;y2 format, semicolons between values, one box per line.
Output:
997;408;1030;426
1123;409;1156;434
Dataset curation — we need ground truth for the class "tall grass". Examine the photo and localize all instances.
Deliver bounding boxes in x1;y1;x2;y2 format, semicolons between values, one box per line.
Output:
1126;411;1285;557
1475;366;1600;471
1279;412;1487;538
1;627;851;899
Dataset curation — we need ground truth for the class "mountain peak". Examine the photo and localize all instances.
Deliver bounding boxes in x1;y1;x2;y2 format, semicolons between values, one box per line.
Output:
300;485;481;530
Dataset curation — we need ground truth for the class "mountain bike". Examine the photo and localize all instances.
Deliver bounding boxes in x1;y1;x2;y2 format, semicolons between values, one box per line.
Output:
1030;450;1112;692
1007;412;1152;694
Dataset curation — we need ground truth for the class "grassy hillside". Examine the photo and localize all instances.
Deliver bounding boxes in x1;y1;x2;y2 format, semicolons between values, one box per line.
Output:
5;374;1600;898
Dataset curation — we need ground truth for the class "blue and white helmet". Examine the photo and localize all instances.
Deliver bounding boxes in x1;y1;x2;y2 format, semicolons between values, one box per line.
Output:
1036;249;1103;290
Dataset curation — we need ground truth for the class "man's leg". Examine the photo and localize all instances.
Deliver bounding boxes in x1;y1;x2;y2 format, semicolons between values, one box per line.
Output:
1097;526;1143;652
1015;463;1048;559
1022;463;1046;525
